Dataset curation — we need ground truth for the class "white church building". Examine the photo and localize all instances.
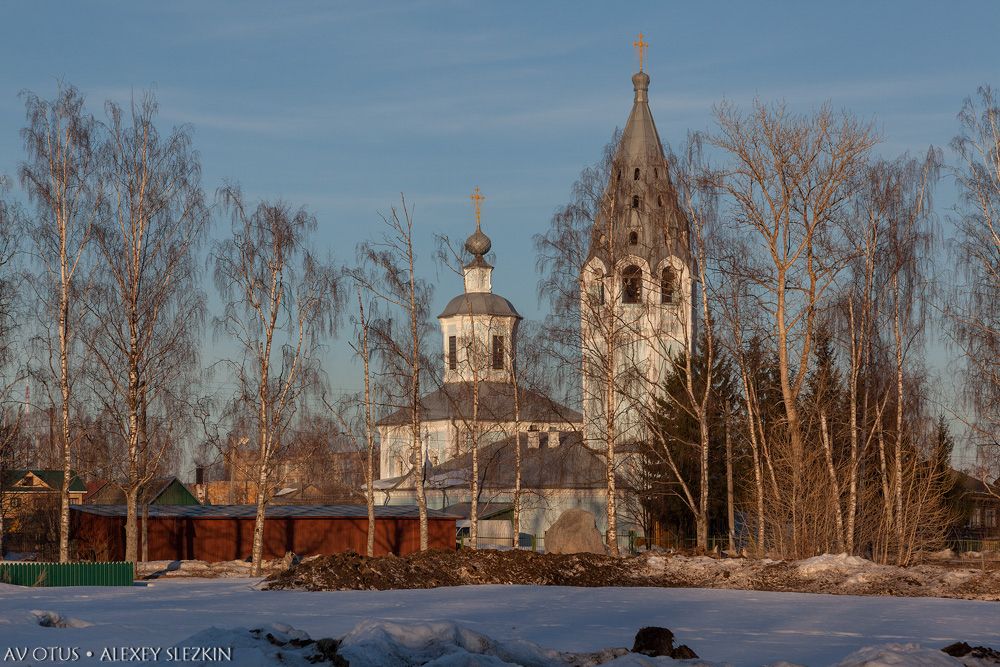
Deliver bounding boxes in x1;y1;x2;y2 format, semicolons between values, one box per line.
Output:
373;54;691;541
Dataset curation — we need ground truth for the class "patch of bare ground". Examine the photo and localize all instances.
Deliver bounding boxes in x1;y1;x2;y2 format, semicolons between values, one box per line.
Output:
263;550;1000;600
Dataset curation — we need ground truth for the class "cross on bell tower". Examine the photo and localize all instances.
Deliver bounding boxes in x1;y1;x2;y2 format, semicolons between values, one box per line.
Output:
632;32;649;72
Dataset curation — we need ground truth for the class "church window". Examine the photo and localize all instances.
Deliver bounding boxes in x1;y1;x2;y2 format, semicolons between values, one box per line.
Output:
634;168;640;181
657;195;663;207
492;335;504;370
661;267;676;304
622;265;642;304
628;231;638;246
448;336;457;370
654;167;659;179
631;195;640;209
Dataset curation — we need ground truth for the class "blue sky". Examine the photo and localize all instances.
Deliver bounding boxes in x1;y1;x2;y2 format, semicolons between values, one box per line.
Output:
1;1;997;450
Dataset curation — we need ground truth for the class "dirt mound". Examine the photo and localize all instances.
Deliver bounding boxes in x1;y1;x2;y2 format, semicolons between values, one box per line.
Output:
264;549;648;591
263;549;1000;600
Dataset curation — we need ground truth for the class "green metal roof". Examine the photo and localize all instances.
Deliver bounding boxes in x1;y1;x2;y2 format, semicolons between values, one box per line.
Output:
2;470;87;493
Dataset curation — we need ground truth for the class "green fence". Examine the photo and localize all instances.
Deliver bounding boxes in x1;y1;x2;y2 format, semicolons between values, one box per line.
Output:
0;561;134;587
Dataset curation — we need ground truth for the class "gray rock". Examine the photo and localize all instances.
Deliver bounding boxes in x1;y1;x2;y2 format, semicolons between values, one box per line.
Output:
544;509;607;555
632;626;674;657
631;627;700;660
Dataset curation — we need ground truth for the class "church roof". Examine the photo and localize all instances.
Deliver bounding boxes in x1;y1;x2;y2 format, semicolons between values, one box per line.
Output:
438;292;521;319
375;381;581;427
374;431;627;491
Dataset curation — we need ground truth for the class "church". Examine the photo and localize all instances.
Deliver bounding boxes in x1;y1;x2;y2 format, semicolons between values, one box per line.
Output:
374;40;692;542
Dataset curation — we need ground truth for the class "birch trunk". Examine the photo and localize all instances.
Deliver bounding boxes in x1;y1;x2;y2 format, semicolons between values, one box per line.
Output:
725;418;735;553
820;411;845;551
58;245;72;563
358;291;377;557
892;275;906;563
846;299;862;554
604;352;619;556
512;366;522;548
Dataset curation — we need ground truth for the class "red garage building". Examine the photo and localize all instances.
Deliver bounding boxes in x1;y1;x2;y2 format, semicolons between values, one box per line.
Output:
71;504;457;562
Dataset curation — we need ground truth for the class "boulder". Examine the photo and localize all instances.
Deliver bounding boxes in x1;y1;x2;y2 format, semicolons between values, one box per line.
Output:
544;509;606;555
631;627;674;657
631;626;699;660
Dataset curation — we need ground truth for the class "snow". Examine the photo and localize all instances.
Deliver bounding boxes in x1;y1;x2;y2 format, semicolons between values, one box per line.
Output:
796;553;880;576
337;619;636;667
0;578;997;666
832;643;964;666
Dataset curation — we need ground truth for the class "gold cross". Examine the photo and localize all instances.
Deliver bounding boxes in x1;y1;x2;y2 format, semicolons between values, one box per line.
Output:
633;32;649;72
470;186;485;229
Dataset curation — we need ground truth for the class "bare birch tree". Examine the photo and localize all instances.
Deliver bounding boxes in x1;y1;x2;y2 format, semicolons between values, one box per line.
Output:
214;185;340;575
712;101;876;557
356;198;433;550
19;85;102;562
341;285;379;556
84;93;208;563
877;151;941;562
0;182;25;557
536;132;630;555
949;86;1000;484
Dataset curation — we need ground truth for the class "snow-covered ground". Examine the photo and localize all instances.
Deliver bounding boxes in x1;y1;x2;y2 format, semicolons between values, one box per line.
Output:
0;578;997;666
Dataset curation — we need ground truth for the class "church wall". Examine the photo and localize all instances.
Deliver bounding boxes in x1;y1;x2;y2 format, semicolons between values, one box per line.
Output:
380;486;643;541
378;417;583;480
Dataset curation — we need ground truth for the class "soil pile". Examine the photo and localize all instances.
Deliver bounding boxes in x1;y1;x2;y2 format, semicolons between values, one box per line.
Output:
263;549;1000;601
264;549;645;591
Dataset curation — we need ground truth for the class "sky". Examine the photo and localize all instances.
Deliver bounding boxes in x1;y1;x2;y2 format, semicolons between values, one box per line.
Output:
0;1;997;463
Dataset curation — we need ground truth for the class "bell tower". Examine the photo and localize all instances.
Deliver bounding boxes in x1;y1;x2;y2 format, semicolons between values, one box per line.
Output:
580;36;693;446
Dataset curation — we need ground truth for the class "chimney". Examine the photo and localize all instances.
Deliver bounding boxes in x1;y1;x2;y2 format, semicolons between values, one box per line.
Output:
527;429;540;449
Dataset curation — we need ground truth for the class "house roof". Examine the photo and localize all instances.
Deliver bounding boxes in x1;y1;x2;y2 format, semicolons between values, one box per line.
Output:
376;381;582;427
376;431;619;492
85;477;200;505
71;504;459;519
2;470;87;493
952;469;1000;497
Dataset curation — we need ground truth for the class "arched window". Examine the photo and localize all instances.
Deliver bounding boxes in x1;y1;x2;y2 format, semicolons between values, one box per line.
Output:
634;168;640;181
631;195;640;209
654;167;659;179
628;231;638;245
622;265;642;304
661;267;676;304
657;194;663;208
